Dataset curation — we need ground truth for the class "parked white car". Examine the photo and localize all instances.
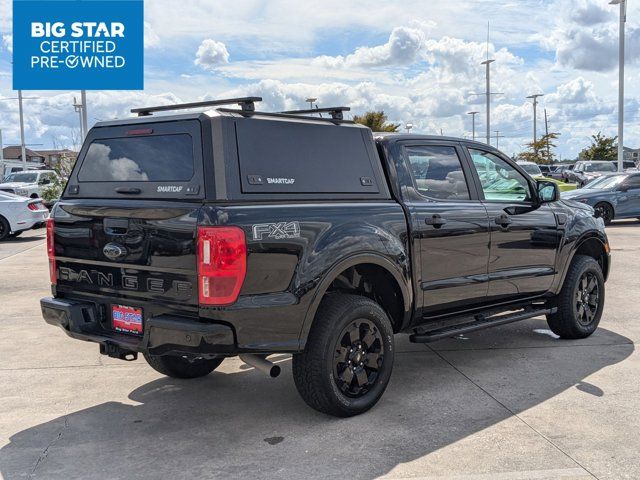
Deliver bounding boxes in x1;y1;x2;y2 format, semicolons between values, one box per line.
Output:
0;191;49;240
0;170;57;198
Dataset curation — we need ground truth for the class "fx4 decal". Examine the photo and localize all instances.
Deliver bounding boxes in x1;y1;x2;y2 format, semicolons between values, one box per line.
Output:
252;221;301;241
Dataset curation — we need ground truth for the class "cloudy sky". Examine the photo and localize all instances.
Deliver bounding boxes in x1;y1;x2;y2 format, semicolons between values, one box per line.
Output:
0;0;639;159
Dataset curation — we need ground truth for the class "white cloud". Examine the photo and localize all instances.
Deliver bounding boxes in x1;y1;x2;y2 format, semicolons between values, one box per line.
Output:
314;27;424;68
570;1;612;26
194;39;230;71
144;22;160;49
2;34;12;53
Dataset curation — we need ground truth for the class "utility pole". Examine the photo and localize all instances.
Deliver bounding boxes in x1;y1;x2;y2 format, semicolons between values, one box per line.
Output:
467;111;479;141
544;108;551;162
80;90;88;140
610;0;626;172
526;93;544;155
18;90;27;171
482;22;495;146
494;130;505;149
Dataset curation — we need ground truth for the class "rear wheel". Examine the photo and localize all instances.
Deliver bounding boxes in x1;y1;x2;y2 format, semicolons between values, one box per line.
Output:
546;255;605;339
292;294;394;417
594;202;613;225
143;353;223;379
0;216;10;241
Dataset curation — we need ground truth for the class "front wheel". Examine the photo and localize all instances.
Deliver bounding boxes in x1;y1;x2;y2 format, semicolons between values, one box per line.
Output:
594;202;613;225
292;294;394;417
143;353;223;379
546;255;605;339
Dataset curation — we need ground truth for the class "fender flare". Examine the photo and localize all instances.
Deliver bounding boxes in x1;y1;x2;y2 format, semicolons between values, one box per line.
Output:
298;252;412;348
555;231;609;292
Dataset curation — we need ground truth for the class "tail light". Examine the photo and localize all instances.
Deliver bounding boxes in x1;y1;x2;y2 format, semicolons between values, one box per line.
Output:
197;226;246;306
46;218;57;285
28;202;42;211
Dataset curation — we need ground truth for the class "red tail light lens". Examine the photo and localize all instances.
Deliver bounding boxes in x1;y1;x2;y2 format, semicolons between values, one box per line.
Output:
197;226;246;306
28;202;40;211
46;218;57;285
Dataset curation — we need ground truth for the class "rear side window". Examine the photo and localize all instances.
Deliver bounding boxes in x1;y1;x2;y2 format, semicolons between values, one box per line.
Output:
78;134;194;182
405;145;470;200
235;119;381;194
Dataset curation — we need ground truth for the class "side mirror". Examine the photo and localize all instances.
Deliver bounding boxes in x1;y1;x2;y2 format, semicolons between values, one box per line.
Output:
618;184;629;192
537;180;560;203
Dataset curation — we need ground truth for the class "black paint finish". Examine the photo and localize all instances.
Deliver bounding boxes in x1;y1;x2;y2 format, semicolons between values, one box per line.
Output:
44;114;610;356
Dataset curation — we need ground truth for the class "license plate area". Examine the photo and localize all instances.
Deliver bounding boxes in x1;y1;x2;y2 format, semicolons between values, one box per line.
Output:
112;304;143;335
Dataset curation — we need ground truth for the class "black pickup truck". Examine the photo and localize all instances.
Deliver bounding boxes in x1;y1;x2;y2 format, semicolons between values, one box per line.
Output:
41;97;610;417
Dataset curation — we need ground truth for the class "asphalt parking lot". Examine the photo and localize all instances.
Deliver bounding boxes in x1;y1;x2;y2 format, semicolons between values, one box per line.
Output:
0;223;639;480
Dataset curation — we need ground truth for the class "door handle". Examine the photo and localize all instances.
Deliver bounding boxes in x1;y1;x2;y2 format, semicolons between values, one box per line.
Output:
494;214;512;227
425;214;447;228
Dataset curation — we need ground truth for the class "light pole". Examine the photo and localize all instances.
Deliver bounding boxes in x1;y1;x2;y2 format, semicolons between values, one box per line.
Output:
80;90;88;140
405;122;413;134
18;90;27;171
481;59;495;145
467;111;479;141
305;97;317;110
526;93;544;153
610;0;626;172
73;97;85;139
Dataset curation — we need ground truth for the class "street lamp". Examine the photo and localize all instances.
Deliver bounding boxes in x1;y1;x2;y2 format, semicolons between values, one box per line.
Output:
405;122;413;134
610;0;626;172
73;97;85;140
467;111;479;141
305;97;317;110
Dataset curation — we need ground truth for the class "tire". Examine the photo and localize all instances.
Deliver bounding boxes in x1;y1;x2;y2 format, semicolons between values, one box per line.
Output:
292;294;394;417
594;202;613;226
143;353;223;379
0;216;10;241
546;255;605;339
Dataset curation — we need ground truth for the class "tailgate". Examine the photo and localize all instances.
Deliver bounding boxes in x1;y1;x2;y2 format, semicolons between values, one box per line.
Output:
53;201;200;306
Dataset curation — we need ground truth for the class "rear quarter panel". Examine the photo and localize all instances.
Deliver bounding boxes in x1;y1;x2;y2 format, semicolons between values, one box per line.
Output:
199;202;410;351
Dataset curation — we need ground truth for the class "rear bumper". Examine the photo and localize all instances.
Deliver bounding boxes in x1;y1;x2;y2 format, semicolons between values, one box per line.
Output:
41;297;236;357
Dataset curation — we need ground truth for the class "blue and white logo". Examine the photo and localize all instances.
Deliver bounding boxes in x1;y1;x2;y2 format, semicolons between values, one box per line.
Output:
12;0;144;90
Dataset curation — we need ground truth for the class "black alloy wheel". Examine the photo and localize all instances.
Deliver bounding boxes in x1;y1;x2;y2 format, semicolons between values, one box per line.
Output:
594;203;613;225
333;319;384;398
574;271;600;326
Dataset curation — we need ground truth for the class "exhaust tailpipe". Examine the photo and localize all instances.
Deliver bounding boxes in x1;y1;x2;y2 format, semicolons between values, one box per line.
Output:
239;354;281;378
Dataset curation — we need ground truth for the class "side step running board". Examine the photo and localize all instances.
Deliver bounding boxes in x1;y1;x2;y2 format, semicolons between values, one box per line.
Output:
409;307;556;343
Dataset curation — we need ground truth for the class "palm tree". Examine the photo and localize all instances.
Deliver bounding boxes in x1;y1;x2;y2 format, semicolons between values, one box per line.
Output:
352;111;400;132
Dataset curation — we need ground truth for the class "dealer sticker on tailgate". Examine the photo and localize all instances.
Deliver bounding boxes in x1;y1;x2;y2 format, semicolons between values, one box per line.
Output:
112;305;143;334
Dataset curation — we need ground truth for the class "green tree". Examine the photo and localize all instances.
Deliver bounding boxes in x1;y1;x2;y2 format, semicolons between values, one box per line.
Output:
579;132;617;160
352;111;400;132
41;154;75;203
515;132;560;165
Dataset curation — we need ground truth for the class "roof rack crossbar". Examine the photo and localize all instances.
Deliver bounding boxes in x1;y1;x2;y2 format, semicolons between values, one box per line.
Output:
131;97;263;117
279;106;350;120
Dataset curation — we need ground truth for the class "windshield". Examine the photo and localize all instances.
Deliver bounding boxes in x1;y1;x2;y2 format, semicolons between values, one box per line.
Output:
582;162;616;173
3;172;38;183
584;175;626;189
519;164;542;176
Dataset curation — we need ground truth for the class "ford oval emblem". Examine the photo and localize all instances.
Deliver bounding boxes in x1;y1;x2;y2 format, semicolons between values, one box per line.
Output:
103;242;127;261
